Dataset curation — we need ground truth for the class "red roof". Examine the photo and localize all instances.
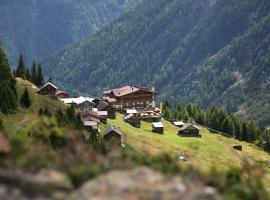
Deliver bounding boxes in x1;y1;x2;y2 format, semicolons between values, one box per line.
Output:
104;86;156;97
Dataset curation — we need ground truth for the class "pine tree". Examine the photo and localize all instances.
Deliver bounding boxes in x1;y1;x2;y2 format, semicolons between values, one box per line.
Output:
221;117;235;136
0;42;17;113
31;62;37;84
15;54;27;79
36;64;44;87
25;68;31;81
241;122;248;141
20;88;31;108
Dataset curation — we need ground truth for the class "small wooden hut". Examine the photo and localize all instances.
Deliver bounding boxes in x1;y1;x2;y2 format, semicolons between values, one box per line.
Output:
102;127;123;146
124;114;141;127
178;124;201;137
152;122;164;134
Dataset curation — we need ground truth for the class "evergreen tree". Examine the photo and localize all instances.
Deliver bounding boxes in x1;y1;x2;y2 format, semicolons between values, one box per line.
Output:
247;120;259;142
0;42;17;113
36;64;44;87
241;122;248;141
221;117;235;136
31;62;37;84
20;88;31;108
15;54;27;79
25;68;31;81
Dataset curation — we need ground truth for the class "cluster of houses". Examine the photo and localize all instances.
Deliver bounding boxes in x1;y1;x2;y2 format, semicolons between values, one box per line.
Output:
37;83;201;146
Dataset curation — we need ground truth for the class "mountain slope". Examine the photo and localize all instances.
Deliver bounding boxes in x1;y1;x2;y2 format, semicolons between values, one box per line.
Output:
43;0;270;125
0;0;140;66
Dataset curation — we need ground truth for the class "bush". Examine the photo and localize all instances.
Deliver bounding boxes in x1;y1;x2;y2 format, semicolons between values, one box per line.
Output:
67;164;106;188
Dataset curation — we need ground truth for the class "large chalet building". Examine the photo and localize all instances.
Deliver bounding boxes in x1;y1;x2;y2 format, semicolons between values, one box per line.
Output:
102;85;156;110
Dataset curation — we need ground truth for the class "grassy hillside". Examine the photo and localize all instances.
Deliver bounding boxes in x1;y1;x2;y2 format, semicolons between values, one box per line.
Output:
108;114;270;177
0;0;140;66
1;78;66;134
43;0;270;125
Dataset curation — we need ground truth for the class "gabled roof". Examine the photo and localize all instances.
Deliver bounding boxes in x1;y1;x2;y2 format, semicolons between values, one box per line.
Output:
80;110;99;119
104;85;156;97
37;82;57;92
179;124;200;131
103;127;122;137
102;96;117;103
124;113;135;120
97;100;110;110
56;90;68;95
152;122;164;128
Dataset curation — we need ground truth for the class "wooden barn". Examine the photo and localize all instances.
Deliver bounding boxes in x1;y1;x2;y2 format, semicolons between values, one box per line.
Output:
37;82;57;95
178;124;201;137
80;110;101;124
103;85;157;110
102;127;123;146
124;114;141;127
97;100;116;119
97;111;108;123
83;121;99;131
152;122;164;134
56;90;69;99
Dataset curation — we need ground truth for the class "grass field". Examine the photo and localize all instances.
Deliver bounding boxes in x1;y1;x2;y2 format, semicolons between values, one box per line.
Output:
108;114;270;174
1;78;66;134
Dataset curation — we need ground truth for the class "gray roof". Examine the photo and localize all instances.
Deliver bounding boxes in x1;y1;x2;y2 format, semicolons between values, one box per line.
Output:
179;124;199;131
152;122;164;128
124;113;135;120
103;127;122;137
97;100;109;110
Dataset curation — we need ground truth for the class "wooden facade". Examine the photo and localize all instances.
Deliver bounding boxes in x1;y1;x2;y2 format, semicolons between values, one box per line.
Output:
56;91;69;98
37;82;57;95
103;127;123;147
178;124;201;137
152;122;164;134
124;114;141;127
103;86;156;110
97;101;116;119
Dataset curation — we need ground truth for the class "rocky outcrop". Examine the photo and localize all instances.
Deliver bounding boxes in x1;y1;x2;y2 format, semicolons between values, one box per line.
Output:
0;168;72;200
68;167;222;200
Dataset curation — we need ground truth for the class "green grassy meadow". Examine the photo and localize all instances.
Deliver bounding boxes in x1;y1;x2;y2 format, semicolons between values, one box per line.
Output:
108;114;270;175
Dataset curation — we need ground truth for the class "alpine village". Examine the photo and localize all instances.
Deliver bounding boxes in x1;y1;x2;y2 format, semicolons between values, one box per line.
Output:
0;1;270;200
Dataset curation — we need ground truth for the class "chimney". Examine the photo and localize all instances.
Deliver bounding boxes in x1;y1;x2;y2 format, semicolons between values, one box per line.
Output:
152;87;155;92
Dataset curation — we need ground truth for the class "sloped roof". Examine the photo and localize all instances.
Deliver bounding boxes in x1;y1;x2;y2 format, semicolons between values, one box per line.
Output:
97;100;109;110
37;82;57;92
102;96;117;103
179;124;200;131
56;90;68;95
80;110;99;118
103;127;122;137
124;113;135;120
152;122;164;128
104;85;156;97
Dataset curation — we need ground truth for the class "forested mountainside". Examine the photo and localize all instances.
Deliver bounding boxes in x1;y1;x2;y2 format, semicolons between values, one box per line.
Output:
0;0;140;66
43;0;270;125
